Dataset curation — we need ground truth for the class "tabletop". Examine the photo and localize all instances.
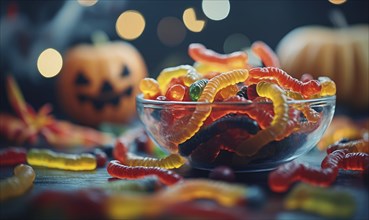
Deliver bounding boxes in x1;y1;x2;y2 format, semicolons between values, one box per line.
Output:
0;145;368;220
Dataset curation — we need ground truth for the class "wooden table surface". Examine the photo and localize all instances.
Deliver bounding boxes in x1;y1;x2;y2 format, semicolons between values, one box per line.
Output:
0;147;368;220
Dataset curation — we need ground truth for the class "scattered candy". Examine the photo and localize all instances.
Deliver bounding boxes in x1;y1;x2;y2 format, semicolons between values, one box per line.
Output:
27;149;97;171
0;147;27;166
0;164;36;201
284;184;356;218
107;160;182;185
269;149;369;192
327;138;369;154
114;139;186;169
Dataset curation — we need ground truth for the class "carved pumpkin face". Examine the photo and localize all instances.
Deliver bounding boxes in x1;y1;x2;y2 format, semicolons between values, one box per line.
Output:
57;41;147;126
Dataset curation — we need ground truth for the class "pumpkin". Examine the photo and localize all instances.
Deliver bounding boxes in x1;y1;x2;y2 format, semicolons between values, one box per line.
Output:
57;41;147;126
277;25;369;110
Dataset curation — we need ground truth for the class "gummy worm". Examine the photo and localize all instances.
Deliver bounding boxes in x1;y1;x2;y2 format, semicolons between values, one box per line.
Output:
167;69;250;145
235;81;289;156
107;160;182;185
251;41;280;68
327;138;369;154
114;139;186;169
189;43;248;69
284;183;356;218
249;67;322;98
27;149;97;171
318;76;336;97
0;147;27;166
204;96;274;129
340;152;369;171
0;164;36;201
107;179;261;219
286;90;321;122
179;114;259;156
189;79;209;101
122;153;186;170
139;78;161;99
157;65;198;94
269;150;369;192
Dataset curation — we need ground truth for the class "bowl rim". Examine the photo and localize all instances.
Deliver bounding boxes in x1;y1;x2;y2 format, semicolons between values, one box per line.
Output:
136;94;336;106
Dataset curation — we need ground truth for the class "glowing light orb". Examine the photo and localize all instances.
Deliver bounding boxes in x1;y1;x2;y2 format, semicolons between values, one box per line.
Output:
202;0;230;21
328;0;347;5
37;48;63;78
183;8;205;32
77;0;98;7
116;10;145;40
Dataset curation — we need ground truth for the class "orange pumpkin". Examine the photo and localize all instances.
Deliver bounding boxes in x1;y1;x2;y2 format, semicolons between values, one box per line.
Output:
57;41;147;126
277;25;368;110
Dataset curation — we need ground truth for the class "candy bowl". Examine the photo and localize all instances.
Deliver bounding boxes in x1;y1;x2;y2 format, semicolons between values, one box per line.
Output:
136;94;336;172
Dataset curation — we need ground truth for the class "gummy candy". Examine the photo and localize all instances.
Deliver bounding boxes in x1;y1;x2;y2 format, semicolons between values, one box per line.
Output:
0;164;35;201
168;69;250;145
189;43;248;70
0;147;27;166
284;183;356;218
107;160;182;185
27;149;97;171
248;67;322;98
251;41;280;67
235;81;289;156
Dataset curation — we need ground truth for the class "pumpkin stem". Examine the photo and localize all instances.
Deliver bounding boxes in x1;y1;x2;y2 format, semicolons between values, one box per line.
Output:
91;30;109;46
329;9;348;28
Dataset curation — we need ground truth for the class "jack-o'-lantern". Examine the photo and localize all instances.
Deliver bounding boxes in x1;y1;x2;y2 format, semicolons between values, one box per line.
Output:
277;24;368;111
57;41;147;126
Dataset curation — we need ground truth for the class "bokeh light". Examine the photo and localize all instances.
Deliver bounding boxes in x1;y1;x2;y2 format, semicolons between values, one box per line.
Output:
328;0;347;5
157;17;186;47
77;0;98;7
116;10;145;40
223;33;250;53
183;8;205;32
202;0;230;21
37;48;63;78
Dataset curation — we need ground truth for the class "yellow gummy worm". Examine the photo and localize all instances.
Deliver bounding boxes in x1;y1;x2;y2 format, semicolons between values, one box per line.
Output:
286;90;321;122
27;149;97;171
318;77;336;97
167;69;250;145
157;65;199;94
0;164;36;201
235;81;289;156
107;179;249;219
124;153;187;169
139;78;161;99
285;184;356;218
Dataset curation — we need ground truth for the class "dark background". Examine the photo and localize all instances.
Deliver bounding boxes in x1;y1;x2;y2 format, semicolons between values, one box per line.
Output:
1;0;368;120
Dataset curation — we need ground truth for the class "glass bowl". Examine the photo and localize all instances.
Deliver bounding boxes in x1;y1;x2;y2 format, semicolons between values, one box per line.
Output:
136;94;336;172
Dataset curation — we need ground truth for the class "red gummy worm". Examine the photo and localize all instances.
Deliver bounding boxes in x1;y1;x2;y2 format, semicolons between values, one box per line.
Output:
269;150;368;193
113;140;129;162
107;160;183;185
249;67;321;98
341;152;369;171
251;41;281;68
0;147;27;166
188;43;247;67
268;161;337;193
